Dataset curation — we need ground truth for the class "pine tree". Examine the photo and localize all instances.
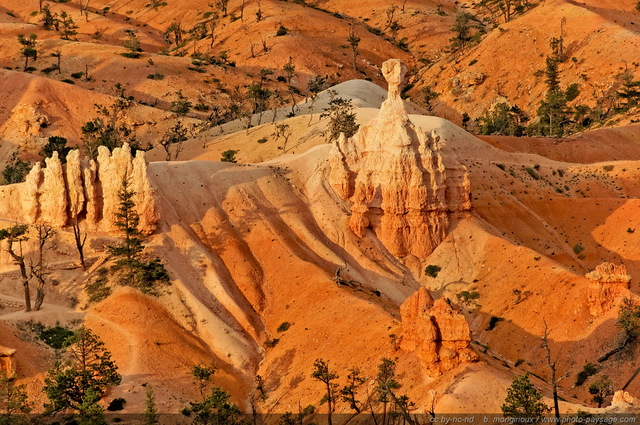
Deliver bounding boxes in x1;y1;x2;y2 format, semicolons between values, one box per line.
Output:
320;91;359;141
311;359;339;425
143;385;159;425
589;375;613;408
501;373;549;419
0;371;32;422
44;327;121;422
108;176;169;294
17;34;37;71
536;57;569;136
109;176;144;282
59;11;78;40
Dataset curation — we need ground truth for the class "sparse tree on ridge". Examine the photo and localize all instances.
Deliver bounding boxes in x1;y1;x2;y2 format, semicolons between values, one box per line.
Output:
160;120;188;161
321;90;359;141
374;358;415;425
340;367;366;417
347;24;360;71
306;75;327;126
17;34;38;71
59;11;78;40
311;358;339;425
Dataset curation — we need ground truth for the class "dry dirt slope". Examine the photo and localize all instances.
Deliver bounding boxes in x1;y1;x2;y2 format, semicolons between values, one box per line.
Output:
416;0;640;124
2;78;640;416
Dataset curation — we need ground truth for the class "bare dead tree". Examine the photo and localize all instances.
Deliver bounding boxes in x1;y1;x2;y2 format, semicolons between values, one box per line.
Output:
0;225;31;311
31;224;55;311
82;0;90;20
347;24;360;71
159;119;188;161
542;320;570;421
51;50;62;74
208;14;219;48
271;123;292;151
72;215;87;271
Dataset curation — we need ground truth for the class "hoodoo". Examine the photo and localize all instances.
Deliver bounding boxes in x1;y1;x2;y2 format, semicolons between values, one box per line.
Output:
0;144;158;234
400;287;477;376
328;59;471;258
586;262;632;316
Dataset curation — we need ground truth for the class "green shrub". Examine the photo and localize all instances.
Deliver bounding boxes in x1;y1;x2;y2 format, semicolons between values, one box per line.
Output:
257;137;268;144
276;25;288;36
575;363;598;386
265;338;279;348
573;243;584;254
39;325;74;349
70;72;84;79
603;165;614;172
120;52;141;59
277;322;291;332
134;258;170;295
107;397;127;411
221;150;238;163
40;136;71;163
86;267;111;305
147;72;164;80
41;66;59;74
456;290;480;304
1;153;31;185
525;167;540;180
425;264;441;278
486;316;503;331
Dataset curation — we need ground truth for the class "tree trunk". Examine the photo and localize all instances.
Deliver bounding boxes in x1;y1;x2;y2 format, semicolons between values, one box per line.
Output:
73;217;87;271
23;281;31;312
34;283;45;311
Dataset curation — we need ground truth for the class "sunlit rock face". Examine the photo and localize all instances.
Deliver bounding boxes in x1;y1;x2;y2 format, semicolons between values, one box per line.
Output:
328;59;471;259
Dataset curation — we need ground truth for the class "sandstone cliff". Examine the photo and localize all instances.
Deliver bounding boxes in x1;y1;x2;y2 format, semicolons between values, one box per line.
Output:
586;262;632;316
400;287;477;376
328;59;471;258
0;144;158;234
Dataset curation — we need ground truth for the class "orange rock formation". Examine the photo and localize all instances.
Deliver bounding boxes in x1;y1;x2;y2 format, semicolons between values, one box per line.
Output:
400;287;477;376
0;144;158;234
0;345;16;378
328;59;471;258
586;262;632;316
